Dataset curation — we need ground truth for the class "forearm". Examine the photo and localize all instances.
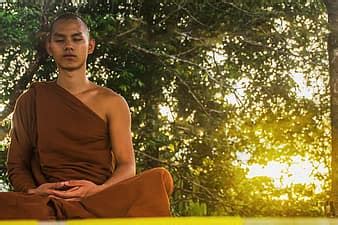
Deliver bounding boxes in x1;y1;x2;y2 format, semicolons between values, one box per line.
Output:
100;163;136;189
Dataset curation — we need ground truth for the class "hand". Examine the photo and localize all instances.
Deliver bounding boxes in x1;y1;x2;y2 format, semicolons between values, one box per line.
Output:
49;180;104;201
27;182;67;196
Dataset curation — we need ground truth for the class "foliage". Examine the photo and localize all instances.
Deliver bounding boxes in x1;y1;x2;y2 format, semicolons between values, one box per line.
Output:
0;0;331;216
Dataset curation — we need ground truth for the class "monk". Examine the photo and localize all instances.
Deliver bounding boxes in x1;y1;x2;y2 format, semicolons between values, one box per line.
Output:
0;13;173;220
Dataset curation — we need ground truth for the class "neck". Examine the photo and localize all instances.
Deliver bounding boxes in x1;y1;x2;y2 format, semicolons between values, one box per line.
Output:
56;68;91;94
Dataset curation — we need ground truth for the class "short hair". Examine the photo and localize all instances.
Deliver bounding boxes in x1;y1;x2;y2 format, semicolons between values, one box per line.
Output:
49;12;90;38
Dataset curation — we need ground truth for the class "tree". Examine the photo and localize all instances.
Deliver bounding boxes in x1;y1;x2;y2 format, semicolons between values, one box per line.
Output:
323;0;338;215
0;0;330;216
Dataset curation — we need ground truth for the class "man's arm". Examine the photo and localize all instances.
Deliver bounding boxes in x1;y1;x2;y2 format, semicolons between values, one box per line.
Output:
7;90;37;192
101;94;136;187
8;86;79;196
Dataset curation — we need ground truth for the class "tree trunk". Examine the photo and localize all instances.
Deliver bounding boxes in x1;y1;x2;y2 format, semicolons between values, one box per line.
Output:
324;0;338;216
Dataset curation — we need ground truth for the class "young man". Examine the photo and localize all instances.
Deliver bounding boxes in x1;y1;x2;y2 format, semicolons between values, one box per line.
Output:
0;13;173;220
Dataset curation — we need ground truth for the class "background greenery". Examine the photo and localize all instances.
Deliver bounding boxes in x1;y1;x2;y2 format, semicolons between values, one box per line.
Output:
0;0;331;216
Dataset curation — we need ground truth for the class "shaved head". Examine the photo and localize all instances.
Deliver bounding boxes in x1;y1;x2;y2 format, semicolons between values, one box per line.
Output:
49;13;90;39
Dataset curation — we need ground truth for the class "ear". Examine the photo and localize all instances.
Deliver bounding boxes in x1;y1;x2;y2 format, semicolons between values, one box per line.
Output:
88;38;95;55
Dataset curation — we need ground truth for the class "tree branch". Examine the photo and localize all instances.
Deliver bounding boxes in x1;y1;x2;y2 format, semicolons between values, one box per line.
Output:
174;72;210;116
175;46;198;57
130;44;212;113
136;150;170;165
116;18;144;38
156;0;188;26
180;6;208;27
211;50;244;106
174;30;205;41
130;44;231;88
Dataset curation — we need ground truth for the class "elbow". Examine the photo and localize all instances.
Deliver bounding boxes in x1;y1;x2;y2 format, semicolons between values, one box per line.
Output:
130;163;136;176
116;161;135;172
6;162;19;177
115;160;136;178
125;162;136;177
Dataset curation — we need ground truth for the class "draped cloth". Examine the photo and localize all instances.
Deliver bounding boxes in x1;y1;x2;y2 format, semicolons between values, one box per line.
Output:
0;81;173;220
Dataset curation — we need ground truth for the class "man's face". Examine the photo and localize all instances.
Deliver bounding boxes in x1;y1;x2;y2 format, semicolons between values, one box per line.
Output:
47;18;95;71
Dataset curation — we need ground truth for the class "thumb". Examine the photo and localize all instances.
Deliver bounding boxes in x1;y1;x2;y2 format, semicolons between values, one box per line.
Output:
66;180;87;187
27;188;36;194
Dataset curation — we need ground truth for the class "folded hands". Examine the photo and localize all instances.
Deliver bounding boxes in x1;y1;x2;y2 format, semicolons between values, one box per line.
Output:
27;180;105;201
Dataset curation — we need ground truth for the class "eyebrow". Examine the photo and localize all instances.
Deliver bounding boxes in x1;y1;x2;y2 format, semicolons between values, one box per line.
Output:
53;32;84;38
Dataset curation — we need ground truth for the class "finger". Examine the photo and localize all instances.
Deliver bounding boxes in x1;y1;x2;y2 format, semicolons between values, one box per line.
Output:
49;182;67;190
65;186;80;192
27;189;36;194
48;195;63;200
66;180;88;187
44;189;57;195
65;198;81;202
51;189;82;198
33;189;55;196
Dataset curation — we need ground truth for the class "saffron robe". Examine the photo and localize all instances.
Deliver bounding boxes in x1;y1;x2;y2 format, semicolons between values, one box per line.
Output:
0;81;173;220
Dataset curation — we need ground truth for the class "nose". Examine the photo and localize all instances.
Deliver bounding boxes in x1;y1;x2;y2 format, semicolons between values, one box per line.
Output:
64;39;74;51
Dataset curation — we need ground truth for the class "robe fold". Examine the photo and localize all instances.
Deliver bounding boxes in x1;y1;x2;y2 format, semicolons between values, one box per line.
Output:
0;81;173;220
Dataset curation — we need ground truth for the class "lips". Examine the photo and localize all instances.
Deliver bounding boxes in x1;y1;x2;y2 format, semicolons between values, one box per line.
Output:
63;54;76;58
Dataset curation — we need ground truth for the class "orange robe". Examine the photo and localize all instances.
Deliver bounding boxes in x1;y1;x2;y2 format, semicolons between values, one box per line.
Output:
0;81;173;220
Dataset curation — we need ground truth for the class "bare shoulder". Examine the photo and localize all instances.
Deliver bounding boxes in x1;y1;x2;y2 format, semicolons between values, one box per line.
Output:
92;84;130;115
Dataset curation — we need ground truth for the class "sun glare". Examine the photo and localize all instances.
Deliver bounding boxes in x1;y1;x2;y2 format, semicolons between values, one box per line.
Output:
237;152;327;195
225;78;249;105
159;105;175;122
290;73;313;99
